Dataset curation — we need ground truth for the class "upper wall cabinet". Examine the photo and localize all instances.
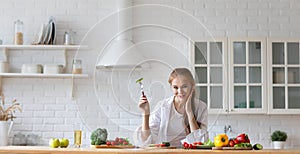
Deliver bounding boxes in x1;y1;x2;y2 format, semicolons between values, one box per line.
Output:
228;38;267;114
268;39;300;114
192;38;267;114
193;38;300;115
192;39;228;114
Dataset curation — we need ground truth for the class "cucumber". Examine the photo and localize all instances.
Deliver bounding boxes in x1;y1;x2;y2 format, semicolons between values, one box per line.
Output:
148;144;156;147
253;143;263;150
162;142;170;147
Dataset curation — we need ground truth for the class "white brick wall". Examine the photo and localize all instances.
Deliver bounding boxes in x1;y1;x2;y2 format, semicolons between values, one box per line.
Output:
0;0;300;149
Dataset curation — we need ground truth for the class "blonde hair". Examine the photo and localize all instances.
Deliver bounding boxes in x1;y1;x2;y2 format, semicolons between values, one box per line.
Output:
168;68;195;85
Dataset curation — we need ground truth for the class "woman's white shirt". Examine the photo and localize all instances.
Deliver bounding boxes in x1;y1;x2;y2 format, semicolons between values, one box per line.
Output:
166;102;186;147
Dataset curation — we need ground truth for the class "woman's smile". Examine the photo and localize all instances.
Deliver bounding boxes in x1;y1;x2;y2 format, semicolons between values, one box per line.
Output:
171;75;192;103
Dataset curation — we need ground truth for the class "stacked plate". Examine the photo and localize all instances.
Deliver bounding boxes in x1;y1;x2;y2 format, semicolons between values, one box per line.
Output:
36;16;56;45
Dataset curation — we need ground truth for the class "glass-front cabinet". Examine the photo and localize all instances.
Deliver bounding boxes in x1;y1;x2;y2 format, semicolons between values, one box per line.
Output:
192;39;228;114
229;39;267;114
192;38;267;114
193;38;300;114
268;39;300;114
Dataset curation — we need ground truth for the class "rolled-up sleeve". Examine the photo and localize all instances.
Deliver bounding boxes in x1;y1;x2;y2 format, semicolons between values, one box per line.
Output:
133;106;162;147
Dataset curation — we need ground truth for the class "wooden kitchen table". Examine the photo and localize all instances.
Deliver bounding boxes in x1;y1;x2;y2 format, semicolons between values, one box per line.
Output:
1;146;300;154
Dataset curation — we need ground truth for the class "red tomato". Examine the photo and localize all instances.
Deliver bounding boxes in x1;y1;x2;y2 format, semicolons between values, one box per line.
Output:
111;141;116;146
183;142;189;149
106;141;111;146
119;139;124;144
189;144;193;149
228;140;235;147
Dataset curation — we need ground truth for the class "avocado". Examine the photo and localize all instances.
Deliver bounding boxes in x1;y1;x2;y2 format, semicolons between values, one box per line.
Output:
253;143;263;150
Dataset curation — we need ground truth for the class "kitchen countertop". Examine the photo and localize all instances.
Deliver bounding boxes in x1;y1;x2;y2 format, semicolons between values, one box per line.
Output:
1;146;300;154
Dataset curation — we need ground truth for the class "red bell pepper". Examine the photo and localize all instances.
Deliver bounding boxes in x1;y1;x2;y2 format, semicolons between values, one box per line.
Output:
233;138;240;144
245;138;250;143
236;133;250;143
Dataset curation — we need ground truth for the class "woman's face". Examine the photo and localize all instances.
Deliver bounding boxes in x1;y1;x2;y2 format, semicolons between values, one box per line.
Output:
171;75;194;103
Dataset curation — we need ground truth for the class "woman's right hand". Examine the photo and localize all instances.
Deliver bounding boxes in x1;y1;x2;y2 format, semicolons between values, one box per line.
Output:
138;95;150;115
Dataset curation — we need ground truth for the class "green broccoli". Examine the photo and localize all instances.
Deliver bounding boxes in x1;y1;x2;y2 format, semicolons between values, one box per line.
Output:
90;128;108;145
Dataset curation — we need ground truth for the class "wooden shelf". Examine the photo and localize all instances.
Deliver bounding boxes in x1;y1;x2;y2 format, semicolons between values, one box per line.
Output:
0;45;89;50
0;44;90;99
0;73;88;78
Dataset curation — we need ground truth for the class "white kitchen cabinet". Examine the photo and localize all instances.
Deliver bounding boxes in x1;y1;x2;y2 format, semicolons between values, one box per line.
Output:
268;39;300;114
228;38;267;114
192;38;267;114
192;39;228;114
0;45;89;97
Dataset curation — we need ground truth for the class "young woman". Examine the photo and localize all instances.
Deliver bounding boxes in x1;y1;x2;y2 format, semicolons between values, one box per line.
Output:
134;68;208;147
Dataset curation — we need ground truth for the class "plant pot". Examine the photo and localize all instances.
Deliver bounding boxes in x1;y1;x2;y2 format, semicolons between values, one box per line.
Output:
0;121;13;146
273;141;285;149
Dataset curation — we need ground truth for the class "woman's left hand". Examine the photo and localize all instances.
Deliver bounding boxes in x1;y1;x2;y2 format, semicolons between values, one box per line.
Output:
185;88;194;115
184;87;200;132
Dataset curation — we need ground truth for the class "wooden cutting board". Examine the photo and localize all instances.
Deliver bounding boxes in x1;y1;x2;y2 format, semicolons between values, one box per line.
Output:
144;146;177;149
212;146;252;150
194;145;213;149
145;144;177;149
90;145;136;149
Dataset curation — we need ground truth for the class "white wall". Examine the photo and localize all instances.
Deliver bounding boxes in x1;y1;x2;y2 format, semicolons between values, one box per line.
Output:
0;0;300;148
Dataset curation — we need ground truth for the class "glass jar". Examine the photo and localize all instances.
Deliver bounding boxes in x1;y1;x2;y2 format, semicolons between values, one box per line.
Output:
64;30;75;45
14;20;24;45
72;59;82;74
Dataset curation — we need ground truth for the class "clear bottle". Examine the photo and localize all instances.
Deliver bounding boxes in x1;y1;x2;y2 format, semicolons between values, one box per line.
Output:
72;59;82;74
74;130;82;148
14;20;24;45
73;122;82;148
